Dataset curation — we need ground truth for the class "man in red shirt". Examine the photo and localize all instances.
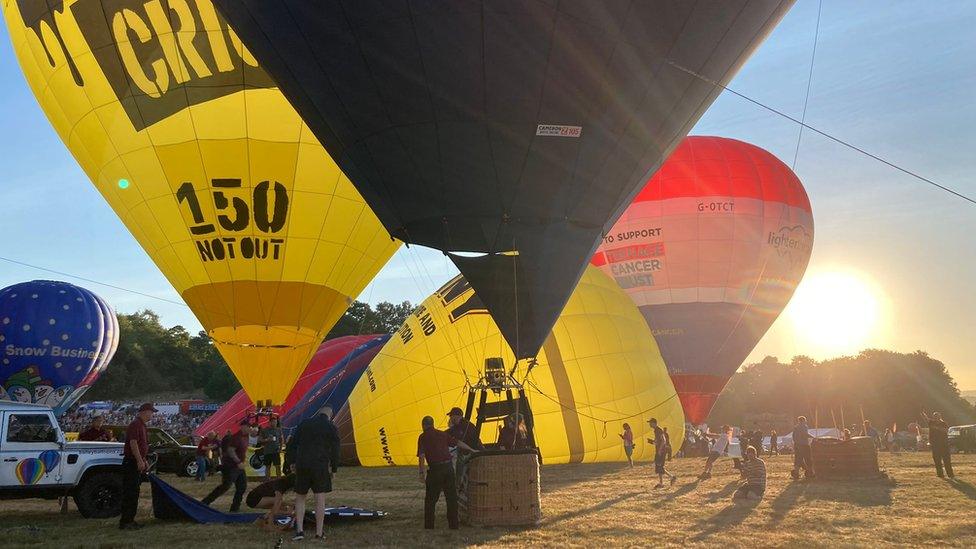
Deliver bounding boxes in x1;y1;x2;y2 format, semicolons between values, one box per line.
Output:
78;414;115;442
417;415;473;529
201;420;254;511
195;430;218;482
119;403;156;530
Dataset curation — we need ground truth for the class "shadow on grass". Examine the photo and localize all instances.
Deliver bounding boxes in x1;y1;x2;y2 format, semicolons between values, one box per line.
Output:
540;491;642;527
704;481;740;503
691;499;760;541
947;478;976;500
768;477;894;525
658;479;701;503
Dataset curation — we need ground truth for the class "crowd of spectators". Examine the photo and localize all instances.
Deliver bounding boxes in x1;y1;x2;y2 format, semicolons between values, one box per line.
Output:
61;404;215;440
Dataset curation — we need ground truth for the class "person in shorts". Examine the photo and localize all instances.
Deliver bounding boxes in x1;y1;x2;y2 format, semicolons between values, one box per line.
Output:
290;405;340;541
698;425;733;480
646;418;676;488
619;423;635;467
259;417;285;480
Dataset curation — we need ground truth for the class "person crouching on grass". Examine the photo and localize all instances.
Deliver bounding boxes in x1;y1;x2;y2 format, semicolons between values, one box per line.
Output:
418;415;475;529
646;418;677;488
732;445;766;503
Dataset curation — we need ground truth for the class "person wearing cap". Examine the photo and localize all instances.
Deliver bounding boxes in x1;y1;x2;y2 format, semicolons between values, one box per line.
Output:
290;405;341;541
446;407;484;451
201;420;253;511
418;415;474;529
119;403;155;530
78;414;115;442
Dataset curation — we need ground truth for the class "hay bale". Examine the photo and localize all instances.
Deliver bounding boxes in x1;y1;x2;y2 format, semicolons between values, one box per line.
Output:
460;451;541;526
811;436;881;479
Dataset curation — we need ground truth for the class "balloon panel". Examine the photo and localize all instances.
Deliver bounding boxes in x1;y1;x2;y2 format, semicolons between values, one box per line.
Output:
592;136;814;424
213;0;795;362
193;334;378;437
0;280;119;415
1;0;400;404
343;267;683;466
281;334;388;432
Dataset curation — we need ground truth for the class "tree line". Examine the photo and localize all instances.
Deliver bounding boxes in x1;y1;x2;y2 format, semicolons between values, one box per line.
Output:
708;350;976;429
85;301;413;402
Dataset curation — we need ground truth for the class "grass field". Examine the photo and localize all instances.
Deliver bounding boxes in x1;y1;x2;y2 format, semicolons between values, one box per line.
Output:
2;451;975;548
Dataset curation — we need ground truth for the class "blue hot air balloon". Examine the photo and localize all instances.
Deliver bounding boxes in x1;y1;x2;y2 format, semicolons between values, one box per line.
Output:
0;281;119;415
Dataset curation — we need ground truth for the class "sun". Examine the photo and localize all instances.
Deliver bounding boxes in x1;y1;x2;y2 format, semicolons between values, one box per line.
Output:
786;270;886;356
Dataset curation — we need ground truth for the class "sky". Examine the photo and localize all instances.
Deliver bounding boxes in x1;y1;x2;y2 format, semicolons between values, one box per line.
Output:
1;2;975;386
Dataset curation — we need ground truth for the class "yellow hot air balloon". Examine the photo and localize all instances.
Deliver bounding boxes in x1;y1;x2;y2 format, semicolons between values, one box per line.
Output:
343;267;684;466
2;0;400;404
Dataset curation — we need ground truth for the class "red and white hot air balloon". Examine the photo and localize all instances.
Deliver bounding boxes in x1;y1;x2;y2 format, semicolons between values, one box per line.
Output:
592;136;814;424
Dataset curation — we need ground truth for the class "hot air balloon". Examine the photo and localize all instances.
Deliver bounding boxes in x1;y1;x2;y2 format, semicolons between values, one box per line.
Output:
15;458;45;485
339;267;683;466
2;0;400;406
39;449;60;473
591;136;814;424
212;1;794;367
194;334;378;437
282;335;389;434
0;281;119;415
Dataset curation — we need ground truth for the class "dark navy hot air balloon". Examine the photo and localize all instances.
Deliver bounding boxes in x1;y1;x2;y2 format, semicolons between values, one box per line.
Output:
282;335;389;436
212;1;795;365
0;281;119;415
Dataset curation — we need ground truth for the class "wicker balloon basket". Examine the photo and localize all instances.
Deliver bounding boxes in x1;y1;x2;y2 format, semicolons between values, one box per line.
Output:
811;436;882;479
460;450;542;526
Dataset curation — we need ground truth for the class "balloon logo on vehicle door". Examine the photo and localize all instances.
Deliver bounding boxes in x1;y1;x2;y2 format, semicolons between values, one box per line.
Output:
15;458;45;485
39;450;60;473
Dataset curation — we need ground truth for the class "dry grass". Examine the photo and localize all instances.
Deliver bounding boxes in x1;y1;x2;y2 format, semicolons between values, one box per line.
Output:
2;452;976;547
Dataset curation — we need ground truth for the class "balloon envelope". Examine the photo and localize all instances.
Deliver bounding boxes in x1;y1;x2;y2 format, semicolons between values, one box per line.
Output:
340;267;683;466
281;334;389;434
194;334;378;437
2;0;400;405
592;136;814;424
0;280;119;415
213;0;794;361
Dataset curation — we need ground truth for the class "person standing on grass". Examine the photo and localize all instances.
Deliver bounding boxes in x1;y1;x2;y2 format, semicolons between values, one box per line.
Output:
202;420;252;511
921;410;954;478
291;405;341;541
647;418;677;488
769;429;779;455
195;430;218;482
732;445;766;502
418;415;475;529
790;416;815;480
698;425;732;480
619;423;635;467
119;403;155;530
260;417;285;480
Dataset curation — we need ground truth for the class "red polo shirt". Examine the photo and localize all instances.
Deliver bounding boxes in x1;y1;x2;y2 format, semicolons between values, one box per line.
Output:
417;428;457;464
123;417;148;460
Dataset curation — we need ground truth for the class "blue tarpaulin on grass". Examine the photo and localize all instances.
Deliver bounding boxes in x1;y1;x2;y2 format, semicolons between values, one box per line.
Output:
149;474;262;524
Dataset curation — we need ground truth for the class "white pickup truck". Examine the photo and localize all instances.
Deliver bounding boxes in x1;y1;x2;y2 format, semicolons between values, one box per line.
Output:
0;400;125;518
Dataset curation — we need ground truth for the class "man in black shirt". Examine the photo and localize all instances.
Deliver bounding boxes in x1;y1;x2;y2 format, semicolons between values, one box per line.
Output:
290;405;340;541
446;407;484;451
922;410;954;478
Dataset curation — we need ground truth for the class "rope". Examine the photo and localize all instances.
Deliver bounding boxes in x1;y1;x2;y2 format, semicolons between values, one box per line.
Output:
792;0;823;171
664;59;976;206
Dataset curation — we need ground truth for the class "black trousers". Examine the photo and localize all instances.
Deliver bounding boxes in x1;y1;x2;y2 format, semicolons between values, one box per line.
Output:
120;457;141;525
202;465;247;511
932;445;954;477
793;445;814;476
425;462;458;529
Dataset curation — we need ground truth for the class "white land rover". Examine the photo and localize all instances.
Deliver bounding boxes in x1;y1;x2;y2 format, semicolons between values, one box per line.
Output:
0;400;124;517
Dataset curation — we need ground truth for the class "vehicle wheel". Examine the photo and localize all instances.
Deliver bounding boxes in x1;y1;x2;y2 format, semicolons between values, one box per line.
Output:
183;458;199;478
74;472;122;518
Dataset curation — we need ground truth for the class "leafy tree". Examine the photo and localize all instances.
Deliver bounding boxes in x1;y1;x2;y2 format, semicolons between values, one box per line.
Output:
326;300;413;338
708;350;976;429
